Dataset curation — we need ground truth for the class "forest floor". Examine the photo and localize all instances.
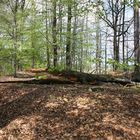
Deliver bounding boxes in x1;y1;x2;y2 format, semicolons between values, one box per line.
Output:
0;82;140;140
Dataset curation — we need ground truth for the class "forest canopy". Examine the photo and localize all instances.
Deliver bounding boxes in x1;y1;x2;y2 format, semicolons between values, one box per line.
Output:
0;0;139;80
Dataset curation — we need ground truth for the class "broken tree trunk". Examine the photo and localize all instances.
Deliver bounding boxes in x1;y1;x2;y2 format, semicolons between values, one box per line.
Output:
0;78;74;84
49;70;132;85
0;70;133;85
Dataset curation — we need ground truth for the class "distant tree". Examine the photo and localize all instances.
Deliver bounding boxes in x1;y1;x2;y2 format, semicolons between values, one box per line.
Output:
45;0;50;68
66;0;72;70
99;0;133;70
95;3;101;74
52;0;58;68
2;0;26;77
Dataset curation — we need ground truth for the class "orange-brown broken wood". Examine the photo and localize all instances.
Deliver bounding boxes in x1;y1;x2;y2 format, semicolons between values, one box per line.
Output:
26;68;48;73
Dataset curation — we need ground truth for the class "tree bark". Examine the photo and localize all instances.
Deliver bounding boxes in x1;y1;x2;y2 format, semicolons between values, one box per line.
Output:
71;0;77;69
45;0;50;68
122;0;126;65
13;1;19;77
52;0;58;68
134;1;140;72
133;0;140;81
95;6;100;74
66;1;72;70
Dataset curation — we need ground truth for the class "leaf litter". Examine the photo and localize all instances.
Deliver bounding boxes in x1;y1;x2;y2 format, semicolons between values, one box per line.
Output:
0;83;140;140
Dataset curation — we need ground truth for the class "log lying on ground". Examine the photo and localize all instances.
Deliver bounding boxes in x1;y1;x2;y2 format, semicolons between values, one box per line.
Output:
49;70;132;85
26;68;48;73
0;78;74;84
0;70;134;85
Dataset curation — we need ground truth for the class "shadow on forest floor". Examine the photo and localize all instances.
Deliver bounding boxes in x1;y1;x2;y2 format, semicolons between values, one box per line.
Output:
0;83;140;140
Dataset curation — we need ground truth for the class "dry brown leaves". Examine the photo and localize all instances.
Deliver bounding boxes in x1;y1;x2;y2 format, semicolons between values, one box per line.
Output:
0;83;140;140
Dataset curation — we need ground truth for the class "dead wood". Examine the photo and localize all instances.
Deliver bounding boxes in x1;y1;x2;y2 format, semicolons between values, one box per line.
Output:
0;78;74;84
0;70;134;85
49;70;132;85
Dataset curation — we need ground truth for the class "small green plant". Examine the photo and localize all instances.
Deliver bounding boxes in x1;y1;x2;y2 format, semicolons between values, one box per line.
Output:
34;73;39;79
38;75;47;79
48;66;64;73
35;73;47;79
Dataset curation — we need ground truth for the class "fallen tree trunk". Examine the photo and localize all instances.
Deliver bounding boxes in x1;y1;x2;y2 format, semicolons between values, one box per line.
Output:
0;70;133;85
49;70;132;85
0;78;74;84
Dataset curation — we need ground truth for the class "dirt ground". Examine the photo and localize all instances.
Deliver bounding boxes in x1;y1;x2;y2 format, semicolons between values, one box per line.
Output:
0;83;140;140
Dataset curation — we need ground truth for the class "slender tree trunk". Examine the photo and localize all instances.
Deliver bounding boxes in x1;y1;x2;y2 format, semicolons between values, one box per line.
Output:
13;1;18;77
126;34;129;71
52;0;57;68
58;0;63;67
113;29;119;71
85;13;89;72
13;37;17;77
95;12;100;74
122;0;126;65
66;1;72;70
117;13;122;63
19;0;25;71
104;29;108;74
45;0;50;68
80;17;85;72
31;40;35;68
31;0;36;68
72;0;77;69
99;31;102;74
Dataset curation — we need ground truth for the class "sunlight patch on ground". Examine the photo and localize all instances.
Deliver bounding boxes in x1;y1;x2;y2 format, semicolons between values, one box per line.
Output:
45;102;59;108
103;113;117;124
102;113;140;139
114;97;123;106
66;109;79;117
0;115;42;140
75;97;92;109
114;124;140;136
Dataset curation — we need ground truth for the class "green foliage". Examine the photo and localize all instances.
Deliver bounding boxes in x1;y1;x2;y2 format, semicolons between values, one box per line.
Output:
0;0;136;75
107;58;134;70
48;65;64;73
35;73;47;80
92;58;102;63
